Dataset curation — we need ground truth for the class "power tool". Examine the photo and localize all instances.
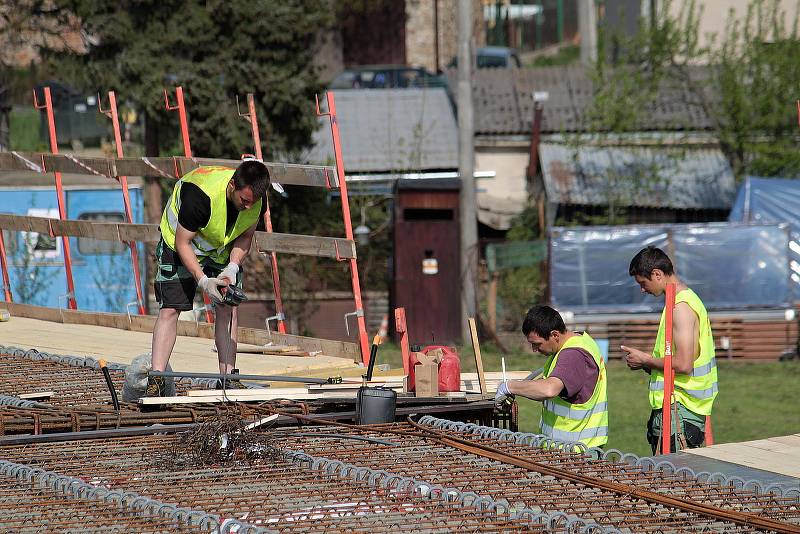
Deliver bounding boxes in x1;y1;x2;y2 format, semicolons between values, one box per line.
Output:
221;284;247;307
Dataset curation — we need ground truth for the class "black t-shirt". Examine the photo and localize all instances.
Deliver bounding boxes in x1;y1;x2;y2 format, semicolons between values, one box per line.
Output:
178;182;238;233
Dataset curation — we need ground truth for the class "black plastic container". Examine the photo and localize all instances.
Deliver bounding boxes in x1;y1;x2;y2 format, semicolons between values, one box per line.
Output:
355;386;397;425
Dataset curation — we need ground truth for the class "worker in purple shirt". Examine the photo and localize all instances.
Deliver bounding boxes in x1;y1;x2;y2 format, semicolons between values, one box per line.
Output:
495;306;609;448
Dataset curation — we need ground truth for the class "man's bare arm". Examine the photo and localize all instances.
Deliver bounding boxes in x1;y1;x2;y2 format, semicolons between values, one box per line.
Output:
174;224;205;281
507;376;564;401
671;301;699;375
227;223;257;266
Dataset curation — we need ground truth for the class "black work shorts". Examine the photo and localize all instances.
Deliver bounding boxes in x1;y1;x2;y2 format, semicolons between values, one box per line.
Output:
154;239;243;311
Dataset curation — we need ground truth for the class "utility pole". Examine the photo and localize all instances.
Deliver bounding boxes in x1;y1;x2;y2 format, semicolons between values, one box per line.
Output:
578;0;598;65
458;0;477;342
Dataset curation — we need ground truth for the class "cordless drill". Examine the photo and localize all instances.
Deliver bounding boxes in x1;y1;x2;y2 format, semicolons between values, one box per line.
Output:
221;284;247;306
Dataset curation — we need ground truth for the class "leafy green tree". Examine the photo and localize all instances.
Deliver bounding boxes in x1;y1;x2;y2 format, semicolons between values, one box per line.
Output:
586;0;800;182
43;0;333;159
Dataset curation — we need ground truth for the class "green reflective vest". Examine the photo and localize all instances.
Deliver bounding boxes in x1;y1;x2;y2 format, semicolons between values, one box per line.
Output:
540;332;609;448
649;288;718;415
159;166;262;264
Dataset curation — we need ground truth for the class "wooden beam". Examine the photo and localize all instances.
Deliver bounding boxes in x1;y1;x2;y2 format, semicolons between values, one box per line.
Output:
0;152;338;188
467;318;488;395
117;223;160;243
254;231;356;259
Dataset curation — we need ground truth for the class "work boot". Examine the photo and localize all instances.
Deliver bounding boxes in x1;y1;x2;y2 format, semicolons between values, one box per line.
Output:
215;369;248;390
141;375;166;412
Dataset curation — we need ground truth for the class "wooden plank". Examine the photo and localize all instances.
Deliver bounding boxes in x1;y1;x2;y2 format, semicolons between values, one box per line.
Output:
49;219;94;237
467;317;487;395
40;153;116;178
186;387;309;397
237;327;360;361
174;157;338;188
0;214;53;234
61;309;130;330
114;157;178;178
4;302;63;322
117;223;160;243
151;390;468;404
254;232;356;259
18;391;53;400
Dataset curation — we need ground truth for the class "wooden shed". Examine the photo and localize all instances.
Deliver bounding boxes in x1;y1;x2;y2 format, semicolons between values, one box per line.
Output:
392;178;461;344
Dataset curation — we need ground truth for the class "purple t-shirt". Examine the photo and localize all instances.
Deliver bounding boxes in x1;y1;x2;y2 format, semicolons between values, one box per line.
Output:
549;347;599;404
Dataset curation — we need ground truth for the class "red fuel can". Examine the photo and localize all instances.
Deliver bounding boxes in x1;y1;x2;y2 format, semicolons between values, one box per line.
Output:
422;345;461;392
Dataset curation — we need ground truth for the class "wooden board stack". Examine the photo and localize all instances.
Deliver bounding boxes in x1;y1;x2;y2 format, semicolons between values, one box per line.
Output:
138;371;530;405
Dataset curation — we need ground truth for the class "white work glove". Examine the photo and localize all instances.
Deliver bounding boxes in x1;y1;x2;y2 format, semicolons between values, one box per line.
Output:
198;275;226;304
494;381;514;408
219;262;239;285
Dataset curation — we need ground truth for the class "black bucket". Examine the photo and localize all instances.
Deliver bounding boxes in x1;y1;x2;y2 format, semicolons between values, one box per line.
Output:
355;386;397;425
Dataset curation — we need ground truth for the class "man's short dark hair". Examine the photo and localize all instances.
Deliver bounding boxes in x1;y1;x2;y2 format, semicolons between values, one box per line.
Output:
628;246;674;278
232;160;270;198
521;305;567;338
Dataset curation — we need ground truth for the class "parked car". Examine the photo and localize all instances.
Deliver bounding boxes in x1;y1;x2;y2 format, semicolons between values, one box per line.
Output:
330;65;448;90
448;46;522;69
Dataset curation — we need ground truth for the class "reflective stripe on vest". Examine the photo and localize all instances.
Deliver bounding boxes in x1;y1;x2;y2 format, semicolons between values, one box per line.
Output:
539;332;608;448
650;380;718;399
649;288;718;416
542;400;609;419
540;422;609;442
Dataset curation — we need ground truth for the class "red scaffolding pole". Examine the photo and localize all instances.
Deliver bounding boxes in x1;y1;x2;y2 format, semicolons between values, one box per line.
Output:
237;93;287;334
317;92;370;365
164;86;213;323
661;282;676;454
0;229;11;302
99;91;146;315
33;87;77;310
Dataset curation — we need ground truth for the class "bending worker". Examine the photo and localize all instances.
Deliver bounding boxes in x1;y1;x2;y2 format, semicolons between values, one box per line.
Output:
621;246;718;454
496;305;608;448
145;160;270;398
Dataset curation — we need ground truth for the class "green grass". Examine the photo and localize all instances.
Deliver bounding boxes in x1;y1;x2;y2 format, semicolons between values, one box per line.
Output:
10;108;44;151
375;342;800;456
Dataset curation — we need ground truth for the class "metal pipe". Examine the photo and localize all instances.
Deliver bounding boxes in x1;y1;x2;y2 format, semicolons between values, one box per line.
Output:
98;359;120;411
148;370;328;384
319;92;370;365
239;93;286;334
99;91;146;315
33;86;77;310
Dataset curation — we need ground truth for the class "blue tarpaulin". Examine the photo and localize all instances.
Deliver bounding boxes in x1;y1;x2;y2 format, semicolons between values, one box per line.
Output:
549;222;792;313
729;176;800;285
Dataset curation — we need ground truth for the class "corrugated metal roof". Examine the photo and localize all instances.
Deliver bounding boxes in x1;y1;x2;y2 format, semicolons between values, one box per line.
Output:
539;141;736;210
305;89;458;172
452;65;714;135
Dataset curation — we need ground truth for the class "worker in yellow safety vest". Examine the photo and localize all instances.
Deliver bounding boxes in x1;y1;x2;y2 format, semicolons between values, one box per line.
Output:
621;246;718;454
145;160;270;399
495;305;609;449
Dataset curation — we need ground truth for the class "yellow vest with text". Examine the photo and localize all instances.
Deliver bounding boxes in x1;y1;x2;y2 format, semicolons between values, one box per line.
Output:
649;288;718;415
540;333;608;448
159;166;262;264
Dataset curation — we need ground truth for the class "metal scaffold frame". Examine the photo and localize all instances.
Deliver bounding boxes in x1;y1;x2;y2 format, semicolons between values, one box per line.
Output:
0;86;371;364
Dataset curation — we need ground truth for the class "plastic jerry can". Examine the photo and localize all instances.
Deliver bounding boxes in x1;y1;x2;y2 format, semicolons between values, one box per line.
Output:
422;345;461;392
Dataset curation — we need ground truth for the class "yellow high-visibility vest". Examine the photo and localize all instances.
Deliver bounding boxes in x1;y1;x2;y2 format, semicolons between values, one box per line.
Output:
540;332;609;448
159;166;261;264
649;288;718;415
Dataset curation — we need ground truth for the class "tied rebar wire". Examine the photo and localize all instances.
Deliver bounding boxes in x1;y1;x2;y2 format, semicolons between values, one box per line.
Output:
417;415;800;498
283;449;616;533
0;459;273;533
152;405;283;469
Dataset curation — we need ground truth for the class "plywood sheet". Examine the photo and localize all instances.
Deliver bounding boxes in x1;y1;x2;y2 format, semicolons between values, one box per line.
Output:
685;435;800;479
0;316;358;377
